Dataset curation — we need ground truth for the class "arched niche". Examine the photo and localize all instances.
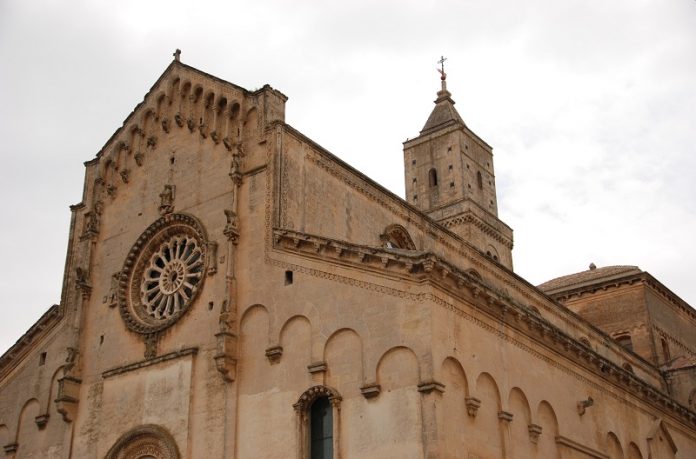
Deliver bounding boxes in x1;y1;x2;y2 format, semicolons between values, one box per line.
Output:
105;424;180;459
379;224;417;250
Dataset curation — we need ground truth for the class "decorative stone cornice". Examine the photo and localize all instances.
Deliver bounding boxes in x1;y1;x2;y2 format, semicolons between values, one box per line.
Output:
272;227;696;427
439;210;514;250
0;304;62;381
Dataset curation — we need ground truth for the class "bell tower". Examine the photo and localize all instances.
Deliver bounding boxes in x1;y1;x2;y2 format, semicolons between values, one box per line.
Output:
403;61;514;269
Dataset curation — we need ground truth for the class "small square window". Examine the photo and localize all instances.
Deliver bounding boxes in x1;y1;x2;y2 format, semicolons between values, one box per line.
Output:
412;159;416;165
413;195;418;200
448;165;453;171
450;182;455;188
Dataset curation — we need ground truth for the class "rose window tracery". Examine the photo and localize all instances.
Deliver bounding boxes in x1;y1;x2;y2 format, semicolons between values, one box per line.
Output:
119;214;208;334
140;235;203;320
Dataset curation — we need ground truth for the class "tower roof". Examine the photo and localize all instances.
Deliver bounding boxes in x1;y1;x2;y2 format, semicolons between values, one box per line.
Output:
420;81;466;135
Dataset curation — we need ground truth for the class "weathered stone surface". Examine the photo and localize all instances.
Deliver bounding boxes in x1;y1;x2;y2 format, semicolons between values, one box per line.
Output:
0;57;694;459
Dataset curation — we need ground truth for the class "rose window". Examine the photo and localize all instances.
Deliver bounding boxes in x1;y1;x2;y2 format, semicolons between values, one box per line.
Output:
140;235;203;320
119;214;208;334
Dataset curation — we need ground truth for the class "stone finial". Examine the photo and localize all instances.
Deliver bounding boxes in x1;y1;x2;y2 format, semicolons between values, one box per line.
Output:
589;263;597;270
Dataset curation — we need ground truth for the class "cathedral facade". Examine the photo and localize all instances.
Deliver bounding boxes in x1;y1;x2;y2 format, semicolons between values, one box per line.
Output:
0;56;695;458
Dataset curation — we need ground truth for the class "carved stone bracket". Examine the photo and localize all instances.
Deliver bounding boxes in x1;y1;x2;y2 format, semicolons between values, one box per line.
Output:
265;345;283;364
465;396;481;417
213;316;237;382
134;151;144;167
307;361;327;375
360;383;381;399
528;423;542;444
417;380;445;395
35;414;49;430
55;375;81;422
3;443;18;454
498;411;514;422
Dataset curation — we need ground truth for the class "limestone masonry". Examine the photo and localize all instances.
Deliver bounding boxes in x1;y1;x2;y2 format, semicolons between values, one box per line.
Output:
0;56;694;458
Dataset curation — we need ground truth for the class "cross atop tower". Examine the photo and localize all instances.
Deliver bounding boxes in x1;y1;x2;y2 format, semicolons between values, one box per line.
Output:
437;55;448;91
173;49;181;62
437;55;447;80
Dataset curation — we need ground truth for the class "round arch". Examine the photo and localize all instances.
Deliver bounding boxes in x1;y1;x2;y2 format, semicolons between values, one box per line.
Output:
105;424;180;459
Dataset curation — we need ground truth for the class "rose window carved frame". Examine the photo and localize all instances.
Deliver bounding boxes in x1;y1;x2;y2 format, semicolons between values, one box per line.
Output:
119;213;209;334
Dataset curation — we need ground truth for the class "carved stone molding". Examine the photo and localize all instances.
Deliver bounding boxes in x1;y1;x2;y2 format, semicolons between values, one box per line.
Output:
498;411;513;422
380;223;417;250
307;361;327;374
270;227;696;427
105;424;181;459
528;423;542;444
35;414;49;430
265;345;283;364
55;375;81;422
118;213;208;335
102;348;197;379
293;385;342;412
214;330;237;382
360;383;381;399
417;380;445;395
465;397;481;417
3;443;18;454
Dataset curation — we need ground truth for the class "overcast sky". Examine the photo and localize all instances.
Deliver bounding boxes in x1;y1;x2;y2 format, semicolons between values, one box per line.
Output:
1;0;695;354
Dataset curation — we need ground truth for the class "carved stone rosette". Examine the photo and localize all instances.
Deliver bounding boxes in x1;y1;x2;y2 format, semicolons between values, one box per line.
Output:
118;213;208;335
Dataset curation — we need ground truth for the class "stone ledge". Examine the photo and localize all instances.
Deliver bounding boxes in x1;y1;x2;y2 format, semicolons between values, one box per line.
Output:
102;347;198;379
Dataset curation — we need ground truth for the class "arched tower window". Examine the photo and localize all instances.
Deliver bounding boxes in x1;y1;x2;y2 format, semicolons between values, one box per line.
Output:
428;168;438;187
310;397;333;459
